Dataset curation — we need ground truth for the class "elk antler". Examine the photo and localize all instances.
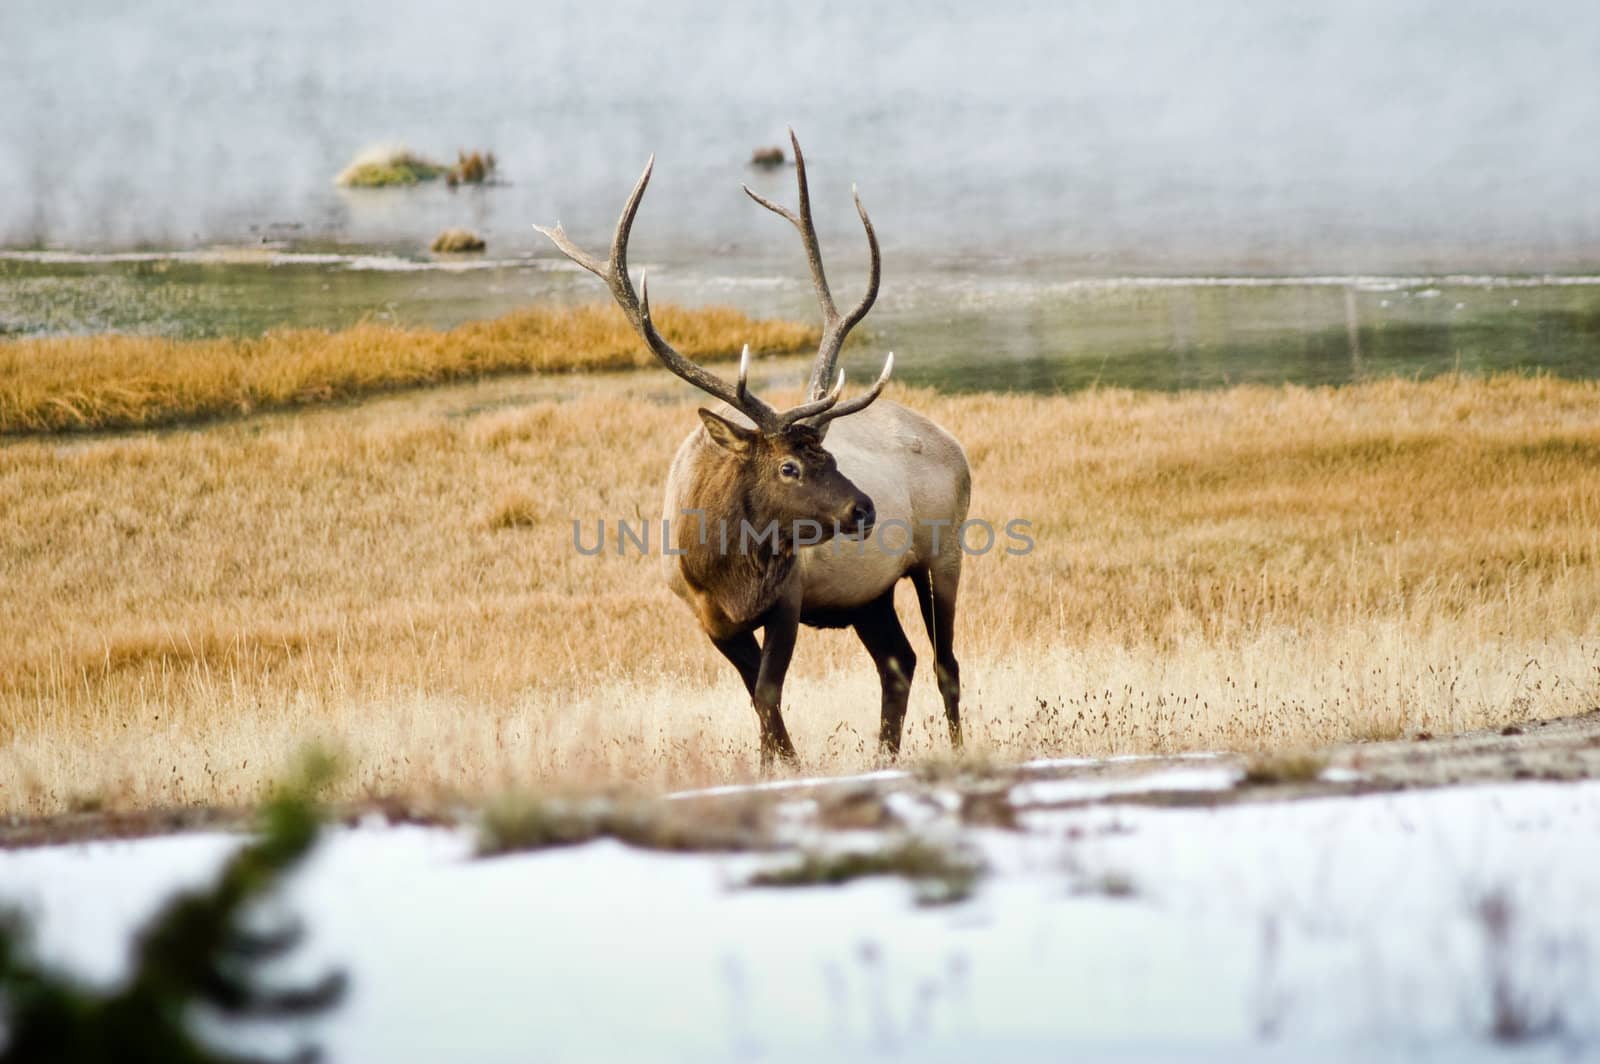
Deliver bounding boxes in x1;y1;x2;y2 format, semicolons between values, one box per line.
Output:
537;147;890;435
808;352;895;433
534;158;792;430
742;127;890;434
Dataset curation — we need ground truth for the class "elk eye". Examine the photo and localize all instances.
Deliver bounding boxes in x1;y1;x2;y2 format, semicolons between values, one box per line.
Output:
779;460;801;480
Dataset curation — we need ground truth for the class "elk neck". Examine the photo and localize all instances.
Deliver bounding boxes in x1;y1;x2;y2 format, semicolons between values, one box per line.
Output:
673;439;797;628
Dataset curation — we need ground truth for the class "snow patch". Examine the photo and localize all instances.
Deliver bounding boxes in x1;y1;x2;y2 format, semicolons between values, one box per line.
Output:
1010;765;1241;807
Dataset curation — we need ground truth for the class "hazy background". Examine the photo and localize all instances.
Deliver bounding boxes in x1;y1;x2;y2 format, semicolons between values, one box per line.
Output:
3;0;1598;273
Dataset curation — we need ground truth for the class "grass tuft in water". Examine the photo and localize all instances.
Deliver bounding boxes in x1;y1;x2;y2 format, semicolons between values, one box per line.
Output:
749;146;785;168
444;150;496;187
430;228;485;253
335;145;448;187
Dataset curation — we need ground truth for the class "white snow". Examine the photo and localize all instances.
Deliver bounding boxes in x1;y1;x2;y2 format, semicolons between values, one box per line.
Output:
1008;765;1242;807
2;782;1598;1062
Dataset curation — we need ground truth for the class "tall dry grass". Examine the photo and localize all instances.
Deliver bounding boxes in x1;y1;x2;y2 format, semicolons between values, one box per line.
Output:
0;304;819;434
1;371;1597;814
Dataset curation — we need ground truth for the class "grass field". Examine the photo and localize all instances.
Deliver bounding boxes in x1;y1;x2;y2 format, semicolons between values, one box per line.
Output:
0;303;818;434
1;347;1597;814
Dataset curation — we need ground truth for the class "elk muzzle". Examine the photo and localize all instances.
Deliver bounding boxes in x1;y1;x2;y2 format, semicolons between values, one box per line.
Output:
840;495;876;540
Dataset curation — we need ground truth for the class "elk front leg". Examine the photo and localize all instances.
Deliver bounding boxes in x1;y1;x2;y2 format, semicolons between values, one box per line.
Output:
753;598;802;773
852;588;917;758
711;632;762;698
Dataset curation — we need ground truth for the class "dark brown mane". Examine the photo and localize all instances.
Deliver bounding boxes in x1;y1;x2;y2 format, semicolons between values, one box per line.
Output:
673;441;801;630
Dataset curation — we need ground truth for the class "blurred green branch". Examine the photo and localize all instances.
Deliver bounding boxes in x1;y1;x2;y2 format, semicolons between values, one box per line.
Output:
0;750;345;1063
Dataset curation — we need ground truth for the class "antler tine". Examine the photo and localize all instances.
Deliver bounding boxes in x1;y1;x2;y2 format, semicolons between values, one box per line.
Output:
740;130;883;405
608;154;655;287
834;186;881;336
532;153;657;280
536;157;781;431
741;187;799;227
735;344;754;406
773;367;846;429
530;222;605;279
806;184;882;402
806;351;894;435
742;128;838;324
785;128;837;322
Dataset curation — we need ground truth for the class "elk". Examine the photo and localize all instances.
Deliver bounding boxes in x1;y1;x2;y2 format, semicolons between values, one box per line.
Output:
537;131;970;771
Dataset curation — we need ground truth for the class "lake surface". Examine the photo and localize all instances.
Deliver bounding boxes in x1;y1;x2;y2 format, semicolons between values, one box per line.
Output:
4;1;1599;272
2;2;1598;392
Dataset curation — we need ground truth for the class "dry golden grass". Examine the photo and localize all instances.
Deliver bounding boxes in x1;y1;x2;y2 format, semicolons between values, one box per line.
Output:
1;371;1597;814
0;304;819;434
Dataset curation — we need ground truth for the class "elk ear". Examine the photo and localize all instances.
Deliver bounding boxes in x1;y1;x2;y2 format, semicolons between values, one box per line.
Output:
698;409;757;455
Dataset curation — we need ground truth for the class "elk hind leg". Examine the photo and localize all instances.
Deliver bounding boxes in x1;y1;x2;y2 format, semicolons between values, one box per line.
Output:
914;564;963;749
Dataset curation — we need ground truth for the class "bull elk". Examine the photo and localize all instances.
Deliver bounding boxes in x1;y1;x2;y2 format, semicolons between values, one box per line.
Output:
537;131;970;771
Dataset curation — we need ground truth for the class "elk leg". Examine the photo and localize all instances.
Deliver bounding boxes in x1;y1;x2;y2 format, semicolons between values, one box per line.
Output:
715;628;795;772
753;602;802;772
711;632;762;698
853;588;917;757
914;565;963;749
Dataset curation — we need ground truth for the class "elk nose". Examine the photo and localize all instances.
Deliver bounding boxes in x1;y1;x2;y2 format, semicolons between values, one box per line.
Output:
850;500;876;533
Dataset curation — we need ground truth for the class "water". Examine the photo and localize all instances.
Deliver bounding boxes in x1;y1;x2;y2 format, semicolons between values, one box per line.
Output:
4;0;1599;271
5;253;1596;393
2;1;1598;391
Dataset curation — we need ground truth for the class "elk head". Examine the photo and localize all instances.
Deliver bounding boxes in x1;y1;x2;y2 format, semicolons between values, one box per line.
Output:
698;396;876;543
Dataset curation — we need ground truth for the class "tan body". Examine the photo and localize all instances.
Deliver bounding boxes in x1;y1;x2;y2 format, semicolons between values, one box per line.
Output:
663;400;970;633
